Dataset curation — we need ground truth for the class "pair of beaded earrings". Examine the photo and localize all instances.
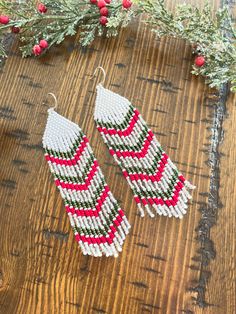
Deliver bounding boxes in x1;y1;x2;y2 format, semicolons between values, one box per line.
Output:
42;67;195;258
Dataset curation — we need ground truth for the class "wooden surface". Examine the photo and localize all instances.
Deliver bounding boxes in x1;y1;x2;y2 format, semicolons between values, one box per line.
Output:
0;1;235;313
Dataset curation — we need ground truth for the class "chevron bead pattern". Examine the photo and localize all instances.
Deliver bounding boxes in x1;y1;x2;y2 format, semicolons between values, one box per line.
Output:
94;85;195;218
42;109;131;257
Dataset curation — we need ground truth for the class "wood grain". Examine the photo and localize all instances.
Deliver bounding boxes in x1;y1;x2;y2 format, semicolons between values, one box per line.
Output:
0;1;235;313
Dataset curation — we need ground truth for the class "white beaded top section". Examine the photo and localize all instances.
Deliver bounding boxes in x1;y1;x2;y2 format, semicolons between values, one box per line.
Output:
42;110;82;152
94;85;131;124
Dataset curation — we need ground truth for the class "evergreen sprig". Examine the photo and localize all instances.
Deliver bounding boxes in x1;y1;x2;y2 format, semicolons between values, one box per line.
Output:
0;0;235;92
134;0;236;92
0;0;134;56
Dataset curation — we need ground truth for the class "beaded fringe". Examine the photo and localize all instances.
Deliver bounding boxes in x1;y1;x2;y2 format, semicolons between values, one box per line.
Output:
42;109;131;257
94;85;195;219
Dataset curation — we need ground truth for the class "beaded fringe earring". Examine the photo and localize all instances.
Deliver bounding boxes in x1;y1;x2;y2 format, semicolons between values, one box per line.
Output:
94;68;195;218
42;94;131;257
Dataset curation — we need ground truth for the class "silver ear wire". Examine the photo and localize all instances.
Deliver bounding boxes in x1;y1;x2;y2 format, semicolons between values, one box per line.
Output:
47;93;58;111
91;66;106;85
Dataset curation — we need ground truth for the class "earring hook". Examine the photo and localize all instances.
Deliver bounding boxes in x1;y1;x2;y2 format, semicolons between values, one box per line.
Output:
47;93;58;111
91;66;106;85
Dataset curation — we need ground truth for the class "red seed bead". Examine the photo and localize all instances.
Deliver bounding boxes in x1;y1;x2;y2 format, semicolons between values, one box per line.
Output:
97;0;106;8
99;16;108;25
122;0;132;9
11;26;20;33
100;7;108;16
90;0;97;3
38;3;47;13
39;39;48;49
32;44;42;56
195;55;205;67
0;15;10;24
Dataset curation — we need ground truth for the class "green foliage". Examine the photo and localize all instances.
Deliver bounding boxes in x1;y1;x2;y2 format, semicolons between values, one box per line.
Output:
0;0;235;92
134;0;236;92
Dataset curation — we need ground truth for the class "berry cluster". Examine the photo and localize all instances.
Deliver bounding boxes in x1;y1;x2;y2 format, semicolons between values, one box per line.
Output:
0;15;20;33
32;39;49;56
90;0;132;26
34;3;49;55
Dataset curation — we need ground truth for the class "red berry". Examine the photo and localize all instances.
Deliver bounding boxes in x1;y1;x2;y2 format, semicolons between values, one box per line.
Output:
32;44;42;56
39;39;48;49
97;0;106;8
90;0;97;3
105;0;111;3
195;55;205;67
100;16;108;25
11;26;20;33
122;0;132;9
100;7;108;16
0;15;10;24
38;3;47;13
